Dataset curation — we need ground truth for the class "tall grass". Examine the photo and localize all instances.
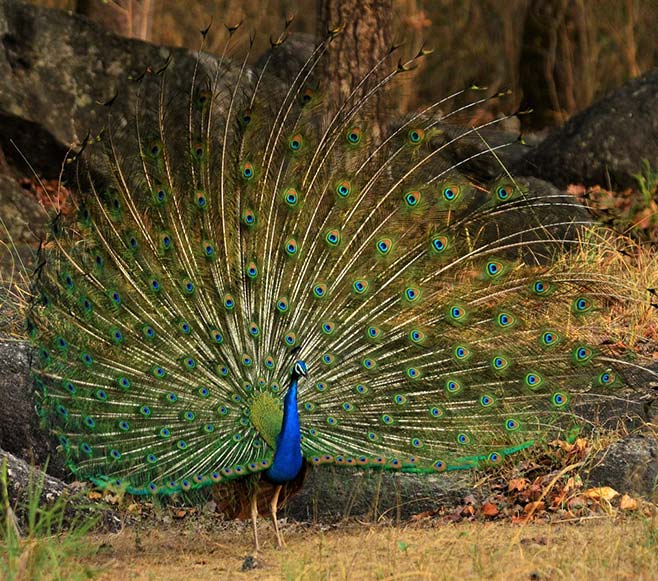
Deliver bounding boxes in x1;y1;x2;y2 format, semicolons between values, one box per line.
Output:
0;459;99;580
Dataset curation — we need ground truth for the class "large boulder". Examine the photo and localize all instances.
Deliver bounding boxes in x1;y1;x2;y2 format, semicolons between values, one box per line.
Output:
586;435;658;501
0;0;250;180
0;174;45;283
515;67;658;190
0;340;65;477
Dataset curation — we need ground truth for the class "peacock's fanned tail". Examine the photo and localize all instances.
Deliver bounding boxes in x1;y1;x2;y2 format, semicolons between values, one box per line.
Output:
28;31;651;495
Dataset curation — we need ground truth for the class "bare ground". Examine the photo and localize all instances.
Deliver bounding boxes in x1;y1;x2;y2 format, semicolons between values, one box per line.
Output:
82;517;658;580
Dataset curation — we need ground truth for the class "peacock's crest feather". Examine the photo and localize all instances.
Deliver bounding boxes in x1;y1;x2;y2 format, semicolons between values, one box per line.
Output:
23;29;654;497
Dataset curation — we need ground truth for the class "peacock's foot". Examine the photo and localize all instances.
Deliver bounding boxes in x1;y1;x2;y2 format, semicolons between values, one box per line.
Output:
275;534;286;550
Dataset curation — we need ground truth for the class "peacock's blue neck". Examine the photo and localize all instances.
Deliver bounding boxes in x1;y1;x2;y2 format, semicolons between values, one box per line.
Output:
264;375;303;484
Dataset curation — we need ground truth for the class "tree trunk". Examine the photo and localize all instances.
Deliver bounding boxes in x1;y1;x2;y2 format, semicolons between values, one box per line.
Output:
76;0;154;40
519;0;596;132
316;0;393;143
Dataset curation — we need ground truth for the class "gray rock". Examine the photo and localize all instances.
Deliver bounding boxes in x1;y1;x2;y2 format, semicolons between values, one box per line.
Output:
586;435;658;501
0;448;67;503
474;175;592;263
255;32;315;86
283;465;478;522
426;120;531;181
515;67;658;190
0;339;65;477
0;448;122;533
0;174;43;290
0;0;252;180
0;175;44;247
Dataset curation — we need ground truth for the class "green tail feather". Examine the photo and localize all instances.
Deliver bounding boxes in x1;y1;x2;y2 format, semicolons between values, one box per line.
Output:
25;32;654;496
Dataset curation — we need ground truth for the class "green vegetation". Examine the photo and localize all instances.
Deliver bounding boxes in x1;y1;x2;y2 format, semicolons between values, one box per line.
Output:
0;459;99;580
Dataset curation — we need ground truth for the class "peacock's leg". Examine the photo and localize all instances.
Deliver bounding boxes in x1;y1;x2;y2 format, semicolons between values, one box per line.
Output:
250;489;260;551
269;484;284;548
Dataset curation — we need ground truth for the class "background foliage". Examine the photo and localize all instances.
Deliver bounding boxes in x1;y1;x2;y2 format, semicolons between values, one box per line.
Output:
31;0;658;122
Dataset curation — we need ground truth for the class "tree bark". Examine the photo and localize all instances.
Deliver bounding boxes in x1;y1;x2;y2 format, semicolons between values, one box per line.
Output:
316;0;393;143
519;0;595;132
76;0;154;40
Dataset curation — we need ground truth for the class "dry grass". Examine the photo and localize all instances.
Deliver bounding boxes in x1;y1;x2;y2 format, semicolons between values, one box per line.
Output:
80;517;658;580
550;227;658;352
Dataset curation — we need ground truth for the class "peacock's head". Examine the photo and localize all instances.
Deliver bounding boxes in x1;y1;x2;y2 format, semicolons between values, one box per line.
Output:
292;360;308;379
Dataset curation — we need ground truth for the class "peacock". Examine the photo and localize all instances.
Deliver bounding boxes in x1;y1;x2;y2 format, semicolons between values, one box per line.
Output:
21;26;656;550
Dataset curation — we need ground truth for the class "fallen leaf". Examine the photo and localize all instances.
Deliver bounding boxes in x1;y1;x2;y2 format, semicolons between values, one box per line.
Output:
482;502;499;517
584;487;619;502
462;505;475;516
564;476;582;493
620;494;638;511
524;501;545;515
410;510;437;521
567;184;586;196
568;495;586;510
508;478;529;492
551;490;567;507
572;438;588;453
